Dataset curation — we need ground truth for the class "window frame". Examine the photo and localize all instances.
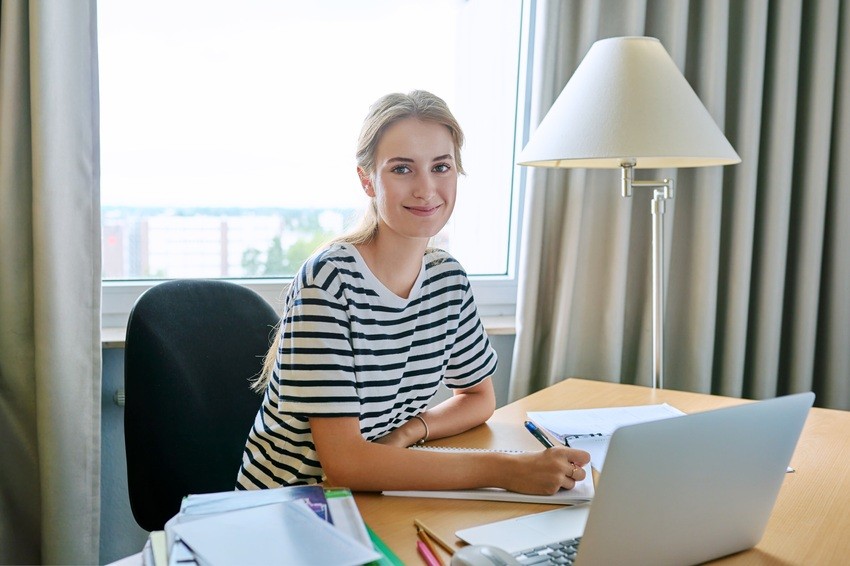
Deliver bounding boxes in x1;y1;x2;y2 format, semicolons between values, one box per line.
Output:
100;0;535;332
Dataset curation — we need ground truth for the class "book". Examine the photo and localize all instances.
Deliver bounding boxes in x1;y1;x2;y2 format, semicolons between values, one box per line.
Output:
323;488;403;566
176;484;331;522
324;488;374;548
527;403;686;470
141;531;167;566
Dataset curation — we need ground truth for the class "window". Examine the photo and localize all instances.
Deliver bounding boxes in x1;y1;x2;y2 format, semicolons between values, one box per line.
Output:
99;0;529;327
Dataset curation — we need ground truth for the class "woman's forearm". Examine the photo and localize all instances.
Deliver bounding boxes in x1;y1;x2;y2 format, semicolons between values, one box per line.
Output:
321;438;516;492
377;377;497;448
317;426;589;494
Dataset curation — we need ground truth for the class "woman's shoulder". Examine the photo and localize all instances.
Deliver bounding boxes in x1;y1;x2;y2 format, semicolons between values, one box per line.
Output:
424;246;456;263
297;242;361;287
423;247;469;278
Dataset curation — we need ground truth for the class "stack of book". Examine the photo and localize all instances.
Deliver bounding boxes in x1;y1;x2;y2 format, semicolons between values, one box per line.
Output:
142;486;400;566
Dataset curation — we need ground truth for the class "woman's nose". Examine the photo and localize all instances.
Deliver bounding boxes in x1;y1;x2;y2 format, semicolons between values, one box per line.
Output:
412;176;437;201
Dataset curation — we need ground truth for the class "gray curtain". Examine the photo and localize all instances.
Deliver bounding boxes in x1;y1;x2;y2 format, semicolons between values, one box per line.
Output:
511;0;850;410
0;0;101;563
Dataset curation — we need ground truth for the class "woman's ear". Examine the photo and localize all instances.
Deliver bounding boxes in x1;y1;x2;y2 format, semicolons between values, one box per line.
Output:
357;167;375;197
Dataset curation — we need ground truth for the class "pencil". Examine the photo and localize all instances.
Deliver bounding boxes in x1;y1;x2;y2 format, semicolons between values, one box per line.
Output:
417;540;442;566
414;518;456;556
416;531;445;566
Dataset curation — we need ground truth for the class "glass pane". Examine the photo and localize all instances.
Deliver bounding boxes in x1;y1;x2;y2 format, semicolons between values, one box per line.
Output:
98;0;522;279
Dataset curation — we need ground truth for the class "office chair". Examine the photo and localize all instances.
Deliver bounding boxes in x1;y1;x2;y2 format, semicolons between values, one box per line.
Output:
123;279;279;531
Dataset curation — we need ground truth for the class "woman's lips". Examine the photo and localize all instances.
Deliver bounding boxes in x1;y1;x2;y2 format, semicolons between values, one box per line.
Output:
405;204;442;216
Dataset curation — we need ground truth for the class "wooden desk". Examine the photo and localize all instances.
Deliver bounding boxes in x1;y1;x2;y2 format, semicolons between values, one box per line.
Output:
354;378;850;565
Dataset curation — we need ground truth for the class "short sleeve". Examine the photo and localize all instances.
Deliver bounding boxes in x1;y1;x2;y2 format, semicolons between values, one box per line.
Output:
443;279;498;389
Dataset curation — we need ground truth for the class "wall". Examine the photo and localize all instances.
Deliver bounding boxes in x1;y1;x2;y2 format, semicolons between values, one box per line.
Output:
98;334;515;564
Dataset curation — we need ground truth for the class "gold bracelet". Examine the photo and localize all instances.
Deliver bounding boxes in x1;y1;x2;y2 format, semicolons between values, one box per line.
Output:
413;414;429;445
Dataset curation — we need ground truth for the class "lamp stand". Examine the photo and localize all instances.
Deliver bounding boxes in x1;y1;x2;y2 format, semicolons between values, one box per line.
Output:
621;164;674;389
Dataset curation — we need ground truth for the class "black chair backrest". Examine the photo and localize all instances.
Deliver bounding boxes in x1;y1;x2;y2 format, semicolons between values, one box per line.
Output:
123;279;279;531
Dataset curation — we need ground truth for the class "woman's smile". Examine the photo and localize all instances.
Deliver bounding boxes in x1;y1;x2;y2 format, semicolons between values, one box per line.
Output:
405;204;443;216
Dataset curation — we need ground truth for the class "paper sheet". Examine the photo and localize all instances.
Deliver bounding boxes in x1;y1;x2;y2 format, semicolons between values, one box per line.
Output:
528;403;685;441
527;403;686;472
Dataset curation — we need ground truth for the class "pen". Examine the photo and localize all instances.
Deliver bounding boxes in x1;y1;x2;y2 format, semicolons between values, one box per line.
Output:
414;519;455;556
524;420;555;448
417;540;442;566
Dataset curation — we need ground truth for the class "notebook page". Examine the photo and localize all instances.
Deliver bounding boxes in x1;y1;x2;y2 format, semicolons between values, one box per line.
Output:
528;403;685;441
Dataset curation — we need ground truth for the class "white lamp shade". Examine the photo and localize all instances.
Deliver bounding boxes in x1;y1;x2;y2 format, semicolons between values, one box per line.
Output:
518;36;741;169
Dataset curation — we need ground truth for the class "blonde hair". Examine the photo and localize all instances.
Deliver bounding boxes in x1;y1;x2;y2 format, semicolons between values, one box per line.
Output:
252;91;465;392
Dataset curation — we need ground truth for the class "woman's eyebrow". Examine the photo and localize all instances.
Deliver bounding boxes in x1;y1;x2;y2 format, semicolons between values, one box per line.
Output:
385;155;453;165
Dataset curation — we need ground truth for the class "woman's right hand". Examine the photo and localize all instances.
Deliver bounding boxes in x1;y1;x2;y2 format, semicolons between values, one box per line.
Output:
502;447;591;495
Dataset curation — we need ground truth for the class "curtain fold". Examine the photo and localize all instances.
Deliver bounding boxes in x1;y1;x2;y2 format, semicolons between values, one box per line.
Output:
0;0;101;563
511;0;849;410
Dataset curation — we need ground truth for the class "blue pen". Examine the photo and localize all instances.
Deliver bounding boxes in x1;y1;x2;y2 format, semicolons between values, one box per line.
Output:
524;420;555;449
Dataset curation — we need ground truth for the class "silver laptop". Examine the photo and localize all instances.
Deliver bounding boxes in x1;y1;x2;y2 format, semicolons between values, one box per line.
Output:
456;392;814;566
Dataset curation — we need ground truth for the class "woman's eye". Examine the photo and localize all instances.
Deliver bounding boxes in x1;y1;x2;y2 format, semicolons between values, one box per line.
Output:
391;165;411;174
433;163;451;173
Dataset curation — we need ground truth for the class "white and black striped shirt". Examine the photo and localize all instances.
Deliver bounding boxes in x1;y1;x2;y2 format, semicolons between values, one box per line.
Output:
236;243;498;489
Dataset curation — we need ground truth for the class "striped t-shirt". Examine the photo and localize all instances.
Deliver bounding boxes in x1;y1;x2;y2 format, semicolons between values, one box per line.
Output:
236;242;498;489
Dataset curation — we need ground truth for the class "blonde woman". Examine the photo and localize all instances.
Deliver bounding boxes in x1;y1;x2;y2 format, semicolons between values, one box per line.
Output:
237;91;589;493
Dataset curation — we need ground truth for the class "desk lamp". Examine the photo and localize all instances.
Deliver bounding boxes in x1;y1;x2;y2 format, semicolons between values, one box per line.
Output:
517;36;740;389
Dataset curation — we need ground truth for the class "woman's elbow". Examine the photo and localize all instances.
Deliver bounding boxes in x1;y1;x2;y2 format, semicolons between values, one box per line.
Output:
470;383;496;424
321;458;367;489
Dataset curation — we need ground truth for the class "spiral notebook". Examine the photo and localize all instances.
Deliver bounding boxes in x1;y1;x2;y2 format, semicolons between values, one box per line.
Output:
409;445;525;454
381;447;594;504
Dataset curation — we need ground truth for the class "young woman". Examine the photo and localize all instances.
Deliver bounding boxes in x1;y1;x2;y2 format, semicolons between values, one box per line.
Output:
236;90;589;494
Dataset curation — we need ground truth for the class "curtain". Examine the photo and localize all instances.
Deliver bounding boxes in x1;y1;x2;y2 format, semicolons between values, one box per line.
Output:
0;1;101;563
511;0;850;410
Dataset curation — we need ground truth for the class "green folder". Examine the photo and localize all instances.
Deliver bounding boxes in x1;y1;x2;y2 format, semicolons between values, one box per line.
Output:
367;525;404;566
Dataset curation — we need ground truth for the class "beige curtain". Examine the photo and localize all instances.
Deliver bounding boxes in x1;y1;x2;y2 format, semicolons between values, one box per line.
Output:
511;0;850;410
0;0;101;563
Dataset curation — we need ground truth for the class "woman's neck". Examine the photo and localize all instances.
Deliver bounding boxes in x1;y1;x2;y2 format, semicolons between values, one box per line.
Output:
355;233;428;299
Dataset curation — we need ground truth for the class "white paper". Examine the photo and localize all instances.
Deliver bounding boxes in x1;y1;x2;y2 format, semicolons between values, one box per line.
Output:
567;435;611;470
528;403;686;472
528;403;685;441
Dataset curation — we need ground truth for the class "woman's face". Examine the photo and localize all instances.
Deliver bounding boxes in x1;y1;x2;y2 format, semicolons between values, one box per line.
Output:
361;117;457;242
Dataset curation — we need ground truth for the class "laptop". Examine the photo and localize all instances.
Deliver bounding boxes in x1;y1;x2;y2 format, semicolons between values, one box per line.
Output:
456;392;814;566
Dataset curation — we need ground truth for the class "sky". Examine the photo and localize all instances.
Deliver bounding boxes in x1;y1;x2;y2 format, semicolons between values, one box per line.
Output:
98;0;459;209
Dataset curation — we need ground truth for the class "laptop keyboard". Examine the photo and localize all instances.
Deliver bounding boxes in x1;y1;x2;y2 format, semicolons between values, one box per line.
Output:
513;537;582;565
